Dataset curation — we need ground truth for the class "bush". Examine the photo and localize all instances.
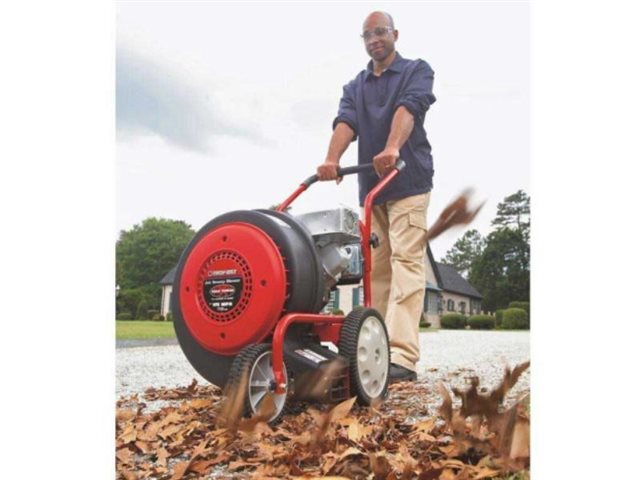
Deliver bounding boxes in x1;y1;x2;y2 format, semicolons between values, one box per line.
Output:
495;309;505;327
152;313;164;321
441;313;467;329
116;312;133;321
166;312;173;322
468;314;495;330
419;312;431;328
508;301;530;317
136;299;150;320
502;308;529;329
148;309;160;320
117;286;157;318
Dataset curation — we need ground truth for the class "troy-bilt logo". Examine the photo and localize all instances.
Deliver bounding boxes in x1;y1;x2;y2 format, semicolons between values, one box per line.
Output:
210;284;235;299
208;269;237;277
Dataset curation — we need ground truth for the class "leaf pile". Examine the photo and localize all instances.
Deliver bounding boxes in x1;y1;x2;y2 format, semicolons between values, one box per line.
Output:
116;362;530;479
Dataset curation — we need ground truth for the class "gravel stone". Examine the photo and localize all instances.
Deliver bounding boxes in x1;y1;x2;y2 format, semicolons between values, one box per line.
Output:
116;330;530;412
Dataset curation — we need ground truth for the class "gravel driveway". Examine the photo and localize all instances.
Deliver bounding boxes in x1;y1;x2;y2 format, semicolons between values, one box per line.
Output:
117;330;530;412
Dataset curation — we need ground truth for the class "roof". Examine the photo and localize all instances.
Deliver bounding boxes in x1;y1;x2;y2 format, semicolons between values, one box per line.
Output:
160;266;177;285
434;262;483;299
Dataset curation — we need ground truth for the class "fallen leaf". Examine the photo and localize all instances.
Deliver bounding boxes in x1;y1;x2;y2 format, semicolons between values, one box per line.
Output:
118;424;137;444
473;467;502;479
116;448;134;465
338;446;364;461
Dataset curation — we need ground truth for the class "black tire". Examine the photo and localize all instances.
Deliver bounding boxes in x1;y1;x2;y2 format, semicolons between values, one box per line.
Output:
225;343;289;424
338;308;390;405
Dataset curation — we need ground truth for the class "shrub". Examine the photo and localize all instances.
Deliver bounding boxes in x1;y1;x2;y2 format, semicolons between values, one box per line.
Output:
419;312;431;328
116;312;133;321
166;312;173;322
441;313;467;329
148;309;160;320
502;308;529;330
508;301;530;317
332;309;345;316
136;299;150;320
468;314;495;330
117;286;157;318
151;313;164;321
495;309;505;328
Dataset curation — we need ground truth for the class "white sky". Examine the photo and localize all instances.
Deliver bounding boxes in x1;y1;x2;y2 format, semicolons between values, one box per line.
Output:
116;1;529;260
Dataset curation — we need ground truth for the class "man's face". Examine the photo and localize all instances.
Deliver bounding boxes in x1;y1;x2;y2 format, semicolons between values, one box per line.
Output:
362;14;397;62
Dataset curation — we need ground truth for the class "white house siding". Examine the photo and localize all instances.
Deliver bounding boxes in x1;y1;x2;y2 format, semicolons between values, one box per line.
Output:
161;285;172;317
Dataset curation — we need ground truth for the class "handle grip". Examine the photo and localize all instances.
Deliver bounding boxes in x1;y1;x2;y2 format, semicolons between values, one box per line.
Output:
302;159;405;187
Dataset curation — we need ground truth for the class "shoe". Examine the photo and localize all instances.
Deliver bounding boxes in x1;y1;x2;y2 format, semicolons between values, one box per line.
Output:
388;363;417;383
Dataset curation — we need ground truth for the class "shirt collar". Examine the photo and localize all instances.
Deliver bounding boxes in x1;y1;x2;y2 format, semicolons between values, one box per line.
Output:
365;51;404;80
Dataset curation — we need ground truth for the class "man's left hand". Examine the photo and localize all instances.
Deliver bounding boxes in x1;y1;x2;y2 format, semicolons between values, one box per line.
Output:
373;147;400;177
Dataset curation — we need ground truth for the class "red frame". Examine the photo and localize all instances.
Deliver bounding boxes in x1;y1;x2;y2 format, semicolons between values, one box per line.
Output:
271;168;401;393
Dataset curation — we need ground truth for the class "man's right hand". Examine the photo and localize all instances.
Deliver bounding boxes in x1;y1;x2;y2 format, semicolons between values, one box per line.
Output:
316;161;342;183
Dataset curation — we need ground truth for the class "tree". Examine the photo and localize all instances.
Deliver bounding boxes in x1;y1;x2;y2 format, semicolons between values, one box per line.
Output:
441;229;485;279
491;190;530;237
468;227;530;311
116;218;195;311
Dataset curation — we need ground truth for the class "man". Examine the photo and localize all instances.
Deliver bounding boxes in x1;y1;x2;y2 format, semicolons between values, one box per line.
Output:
316;11;436;383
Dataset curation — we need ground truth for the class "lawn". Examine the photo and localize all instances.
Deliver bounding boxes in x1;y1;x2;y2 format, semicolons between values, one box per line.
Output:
116;321;176;340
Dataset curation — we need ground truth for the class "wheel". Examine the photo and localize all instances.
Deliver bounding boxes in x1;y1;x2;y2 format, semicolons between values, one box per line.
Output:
338;308;390;405
225;343;289;424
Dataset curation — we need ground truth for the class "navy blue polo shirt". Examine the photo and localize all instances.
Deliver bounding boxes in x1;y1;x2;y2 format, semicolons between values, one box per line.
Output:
332;52;436;206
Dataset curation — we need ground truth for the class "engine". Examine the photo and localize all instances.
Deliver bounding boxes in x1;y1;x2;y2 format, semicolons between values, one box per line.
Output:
294;207;363;302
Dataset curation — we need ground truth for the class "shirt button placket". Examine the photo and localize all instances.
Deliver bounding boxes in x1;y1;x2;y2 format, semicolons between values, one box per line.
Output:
378;73;387;106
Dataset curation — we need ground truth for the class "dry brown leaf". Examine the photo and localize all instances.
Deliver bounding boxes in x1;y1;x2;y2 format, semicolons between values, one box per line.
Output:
154;447;170;467
418;467;444;480
473;466;501;479
510;417;530;459
189;398;213;409
439;468;457;480
218;368;249;429
119;424;137;444
437;383;453;424
169;439;208;480
158;424;181;440
238;391;277;434
330;396;357;423
427;189;485;241
120;470;138;480
369;453;392;480
116;447;134;465
338;446;364;461
345;418;369;441
116;408;137;423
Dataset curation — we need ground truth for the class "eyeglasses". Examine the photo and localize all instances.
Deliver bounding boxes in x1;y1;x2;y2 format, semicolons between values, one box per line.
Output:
360;26;393;41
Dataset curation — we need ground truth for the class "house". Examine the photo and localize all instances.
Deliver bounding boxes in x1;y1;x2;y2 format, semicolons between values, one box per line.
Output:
159;266;177;318
159;245;482;327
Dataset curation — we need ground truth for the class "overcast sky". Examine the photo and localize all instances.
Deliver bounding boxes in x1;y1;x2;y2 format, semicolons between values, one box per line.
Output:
116;1;529;260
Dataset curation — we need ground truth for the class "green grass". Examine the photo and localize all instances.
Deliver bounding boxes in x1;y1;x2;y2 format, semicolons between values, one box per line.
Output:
116;320;176;340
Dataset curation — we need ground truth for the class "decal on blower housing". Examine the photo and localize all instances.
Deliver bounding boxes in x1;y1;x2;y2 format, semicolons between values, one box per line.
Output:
204;274;244;313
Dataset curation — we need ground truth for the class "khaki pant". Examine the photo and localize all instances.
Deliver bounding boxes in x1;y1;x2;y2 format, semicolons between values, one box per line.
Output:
369;192;430;372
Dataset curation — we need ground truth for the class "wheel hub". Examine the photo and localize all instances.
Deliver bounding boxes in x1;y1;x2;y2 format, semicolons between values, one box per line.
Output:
356;316;389;398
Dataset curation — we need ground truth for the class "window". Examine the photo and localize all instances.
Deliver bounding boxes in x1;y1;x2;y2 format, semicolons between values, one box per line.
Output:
352;286;363;307
459;301;466;314
426;292;439;313
323;289;341;313
447;299;455;311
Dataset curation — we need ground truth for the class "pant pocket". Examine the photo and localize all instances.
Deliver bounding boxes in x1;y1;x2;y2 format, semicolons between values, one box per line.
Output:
408;210;428;233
